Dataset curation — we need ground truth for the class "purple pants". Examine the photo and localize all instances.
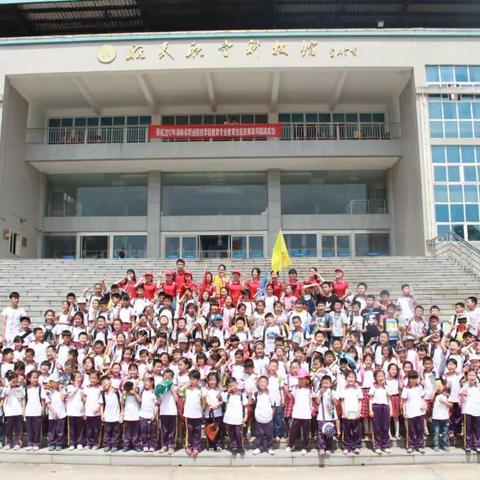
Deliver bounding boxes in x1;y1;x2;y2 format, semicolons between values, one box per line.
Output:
68;416;85;447
225;423;243;452
465;414;480;450
123;420;141;449
25;416;42;447
103;422;120;449
372;404;391;450
160;415;177;449
406;415;425;449
449;402;463;435
48;417;66;447
342;419;361;451
317;421;334;451
185;417;202;451
5;415;23;447
85;416;101;448
205;415;223;449
289;418;310;449
140;418;158;450
255;420;273;451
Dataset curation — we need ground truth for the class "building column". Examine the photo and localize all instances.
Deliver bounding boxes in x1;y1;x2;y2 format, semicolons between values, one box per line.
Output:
267;169;281;254
147;171;161;258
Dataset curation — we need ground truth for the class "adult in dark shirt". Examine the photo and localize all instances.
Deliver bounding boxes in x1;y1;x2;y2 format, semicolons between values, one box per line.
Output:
318;281;339;313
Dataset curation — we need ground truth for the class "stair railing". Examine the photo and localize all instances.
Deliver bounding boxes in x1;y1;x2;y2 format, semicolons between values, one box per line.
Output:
431;230;480;280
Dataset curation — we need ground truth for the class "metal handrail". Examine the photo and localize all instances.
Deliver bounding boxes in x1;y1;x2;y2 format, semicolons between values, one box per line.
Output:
25;122;401;145
347;199;386;214
431;230;480;279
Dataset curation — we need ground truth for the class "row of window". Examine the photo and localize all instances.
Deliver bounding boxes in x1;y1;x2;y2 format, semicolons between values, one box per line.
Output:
48;116;152;128
278;113;385;123
429;101;480;120
426;65;480;85
437;225;480;242
433;165;480;183
432;146;480;164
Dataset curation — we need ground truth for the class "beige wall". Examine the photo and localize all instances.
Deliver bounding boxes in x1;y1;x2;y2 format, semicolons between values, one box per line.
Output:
0;81;42;257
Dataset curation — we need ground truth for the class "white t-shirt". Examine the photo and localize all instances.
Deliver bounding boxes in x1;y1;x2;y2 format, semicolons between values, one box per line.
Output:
400;385;425;418
254;391;274;424
204;387;223;418
124;392;141;421
443;373;462;403
3;387;24;416
28;341;50;365
461;383;480;416
101;389;121;422
340;386;362;419
369;385;389;405
291;387;312;420
222;391;248;425
44;390;67;420
2;306;26;342
159;388;177;416
139;390;157;419
25;386;43;417
316;389;338;421
66;385;84;416
432;393;450;420
84;385;101;417
396;296;415;320
183;387;205;419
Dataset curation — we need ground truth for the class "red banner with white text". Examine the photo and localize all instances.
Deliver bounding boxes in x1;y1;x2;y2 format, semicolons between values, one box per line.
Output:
148;123;282;140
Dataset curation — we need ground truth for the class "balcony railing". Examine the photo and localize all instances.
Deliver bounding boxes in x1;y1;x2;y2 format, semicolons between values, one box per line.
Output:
347;199;386;214
25;122;400;145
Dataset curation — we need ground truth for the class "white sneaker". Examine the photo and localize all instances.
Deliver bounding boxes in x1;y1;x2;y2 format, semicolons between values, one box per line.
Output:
32;446;39;451
285;446;291;453
268;449;275;455
13;445;20;451
301;449;307;456
77;445;84;450
252;448;261;455
68;446;75;450
3;445;11;451
325;450;331;456
25;446;33;451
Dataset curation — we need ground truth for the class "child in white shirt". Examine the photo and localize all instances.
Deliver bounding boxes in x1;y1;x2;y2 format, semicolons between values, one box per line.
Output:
431;379;451;452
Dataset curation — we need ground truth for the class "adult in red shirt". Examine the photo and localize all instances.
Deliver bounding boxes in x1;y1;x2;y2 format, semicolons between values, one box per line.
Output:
173;258;188;290
332;268;349;300
136;271;158;301
161;270;177;298
180;271;197;296
227;269;243;306
245;267;262;300
304;267;324;286
282;268;303;296
199;271;215;299
117;269;137;299
269;270;283;298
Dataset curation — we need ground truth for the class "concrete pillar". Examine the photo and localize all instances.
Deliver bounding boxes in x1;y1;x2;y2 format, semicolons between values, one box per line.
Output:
267;169;281;253
147;171;161;258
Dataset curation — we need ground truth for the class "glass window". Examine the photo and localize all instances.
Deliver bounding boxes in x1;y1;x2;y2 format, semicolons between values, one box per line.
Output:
46;174;147;217
182;237;197;259
464;185;479;202
435;204;450;222
466;205;480;222
446;146;460;163
434;185;448;202
42;235;76;259
431;146;445;163
470;67;480;82
231;236;247;259
449;185;463;202
354;233;389;256
455;66;469;83
467;224;480;241
458;103;472;119
445;121;459;138
321;236;335;257
165;237;180;259
430;121;443;138
459;121;473;138
249;236;264;258
474;122;480;138
473;103;480;119
464;166;478;182
443;102;457;119
452;225;465;238
426;66;440;83
461;146;475;163
428;102;442;119
281;171;386;215
284;234;317;257
450;205;465;222
80;236;108;259
162;173;267;216
437;225;450;236
440;66;454;83
434;166;447;182
113;235;146;259
447;166;460;182
337;235;351;257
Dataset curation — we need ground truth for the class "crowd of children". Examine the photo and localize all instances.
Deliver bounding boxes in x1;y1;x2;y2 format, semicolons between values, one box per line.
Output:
0;258;480;456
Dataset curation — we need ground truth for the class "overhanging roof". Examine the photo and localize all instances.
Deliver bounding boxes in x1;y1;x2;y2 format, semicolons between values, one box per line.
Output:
1;0;480;37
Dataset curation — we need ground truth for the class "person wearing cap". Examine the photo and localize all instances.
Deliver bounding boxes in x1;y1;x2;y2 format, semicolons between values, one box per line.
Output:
135;272;158;301
227;269;243;306
286;368;312;455
333;268;349;300
160;271;177;298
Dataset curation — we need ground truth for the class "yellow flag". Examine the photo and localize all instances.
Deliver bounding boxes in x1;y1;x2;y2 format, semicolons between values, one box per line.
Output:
271;231;292;272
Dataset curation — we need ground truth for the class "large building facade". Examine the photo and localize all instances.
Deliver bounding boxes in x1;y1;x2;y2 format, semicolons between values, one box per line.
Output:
0;28;479;259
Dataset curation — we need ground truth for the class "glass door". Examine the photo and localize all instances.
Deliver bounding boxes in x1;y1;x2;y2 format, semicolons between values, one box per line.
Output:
199;235;229;258
80;235;109;259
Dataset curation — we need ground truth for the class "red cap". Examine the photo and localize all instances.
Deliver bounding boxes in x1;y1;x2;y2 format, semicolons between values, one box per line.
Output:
185;270;193;276
334;268;344;274
165;270;174;276
145;271;153;277
232;269;241;275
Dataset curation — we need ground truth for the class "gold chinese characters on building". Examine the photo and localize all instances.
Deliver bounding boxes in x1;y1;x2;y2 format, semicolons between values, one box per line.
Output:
96;40;359;63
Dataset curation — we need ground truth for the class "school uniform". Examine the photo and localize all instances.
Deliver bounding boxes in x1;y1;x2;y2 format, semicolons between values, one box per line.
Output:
401;385;426;450
2;386;24;447
84;385;102;448
204;387;223;449
340;385;362;452
316;388;337;452
444;373;463;436
369;384;390;450
267;374;285;438
461;383;480;450
222;391;248;453
45;389;67;448
24;386;43;448
288;387;312;450
66;385;85;447
432;393;450;450
101;389;122;450
184;387;206;452
123;391;142;450
254;391;274;452
159;388;178;449
139;389;158;451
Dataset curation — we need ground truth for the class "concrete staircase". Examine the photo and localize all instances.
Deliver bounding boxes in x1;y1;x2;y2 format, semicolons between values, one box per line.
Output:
0;257;478;324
